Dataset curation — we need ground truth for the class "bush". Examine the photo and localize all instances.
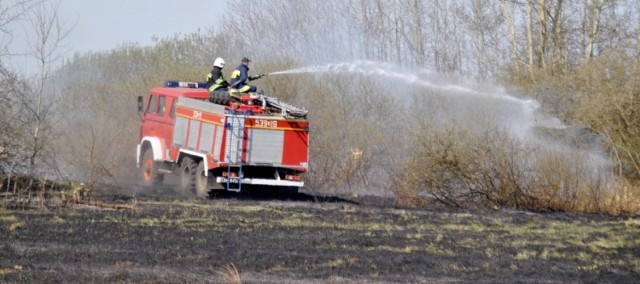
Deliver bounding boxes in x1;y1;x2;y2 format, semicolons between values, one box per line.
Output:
506;49;640;181
396;125;639;215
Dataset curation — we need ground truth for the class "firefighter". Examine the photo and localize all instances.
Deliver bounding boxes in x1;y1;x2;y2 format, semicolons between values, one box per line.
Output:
229;57;264;93
206;57;229;92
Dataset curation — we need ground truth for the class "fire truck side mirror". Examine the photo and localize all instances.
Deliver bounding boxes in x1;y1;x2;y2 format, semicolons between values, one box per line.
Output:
137;96;144;121
137;96;144;113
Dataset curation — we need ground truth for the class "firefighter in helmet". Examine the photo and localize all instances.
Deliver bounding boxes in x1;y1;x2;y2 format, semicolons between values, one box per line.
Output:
229;57;264;93
206;57;229;93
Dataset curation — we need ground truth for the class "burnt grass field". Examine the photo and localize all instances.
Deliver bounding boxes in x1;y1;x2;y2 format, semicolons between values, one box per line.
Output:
1;184;639;283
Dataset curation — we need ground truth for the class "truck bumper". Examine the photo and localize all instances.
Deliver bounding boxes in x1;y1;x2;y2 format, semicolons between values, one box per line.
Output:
136;144;141;168
216;177;304;187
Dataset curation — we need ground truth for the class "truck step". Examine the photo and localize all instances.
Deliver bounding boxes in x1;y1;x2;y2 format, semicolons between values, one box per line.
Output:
226;186;241;192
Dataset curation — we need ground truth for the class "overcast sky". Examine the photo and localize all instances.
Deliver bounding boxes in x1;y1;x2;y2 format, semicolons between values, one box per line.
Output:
6;0;227;76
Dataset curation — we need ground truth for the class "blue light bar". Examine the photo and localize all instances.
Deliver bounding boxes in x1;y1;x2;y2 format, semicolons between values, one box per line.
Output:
165;80;207;89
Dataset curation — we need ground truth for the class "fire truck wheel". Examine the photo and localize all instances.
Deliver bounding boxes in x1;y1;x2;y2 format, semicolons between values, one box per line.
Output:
179;157;197;194
195;161;209;198
140;149;164;187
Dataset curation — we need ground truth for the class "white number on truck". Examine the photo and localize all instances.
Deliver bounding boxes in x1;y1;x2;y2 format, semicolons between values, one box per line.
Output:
193;110;202;119
256;119;278;128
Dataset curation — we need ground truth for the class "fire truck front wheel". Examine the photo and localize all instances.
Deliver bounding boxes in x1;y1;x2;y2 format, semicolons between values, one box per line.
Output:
140;149;164;187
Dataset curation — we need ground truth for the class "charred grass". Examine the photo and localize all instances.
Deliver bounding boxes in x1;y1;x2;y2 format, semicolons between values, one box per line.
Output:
0;187;639;283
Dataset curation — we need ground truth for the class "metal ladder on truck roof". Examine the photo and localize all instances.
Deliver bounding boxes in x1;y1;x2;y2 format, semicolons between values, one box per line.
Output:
225;110;245;192
261;94;308;118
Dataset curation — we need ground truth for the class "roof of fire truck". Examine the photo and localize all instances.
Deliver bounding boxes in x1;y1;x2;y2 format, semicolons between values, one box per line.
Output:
149;81;209;99
150;86;210;100
154;80;308;119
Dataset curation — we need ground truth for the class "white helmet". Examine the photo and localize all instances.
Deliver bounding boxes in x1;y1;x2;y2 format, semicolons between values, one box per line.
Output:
213;57;225;68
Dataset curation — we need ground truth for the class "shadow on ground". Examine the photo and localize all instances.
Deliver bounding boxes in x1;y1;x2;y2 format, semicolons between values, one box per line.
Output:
99;180;362;206
208;190;359;204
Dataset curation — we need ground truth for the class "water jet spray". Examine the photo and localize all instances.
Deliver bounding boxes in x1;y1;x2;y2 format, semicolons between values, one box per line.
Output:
267;60;566;134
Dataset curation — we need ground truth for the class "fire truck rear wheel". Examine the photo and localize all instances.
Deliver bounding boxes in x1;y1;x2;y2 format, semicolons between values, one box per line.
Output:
179;157;197;194
140;149;164;187
195;161;209;198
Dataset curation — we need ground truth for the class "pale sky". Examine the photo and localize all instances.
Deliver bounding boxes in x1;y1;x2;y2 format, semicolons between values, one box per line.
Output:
5;0;227;76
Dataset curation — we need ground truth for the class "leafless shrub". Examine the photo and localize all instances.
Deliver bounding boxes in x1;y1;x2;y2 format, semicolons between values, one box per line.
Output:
398;126;533;208
572;50;640;180
0;65;31;177
509;49;640;182
396;124;638;215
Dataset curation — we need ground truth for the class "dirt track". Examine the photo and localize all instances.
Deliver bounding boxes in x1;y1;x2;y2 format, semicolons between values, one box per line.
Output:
1;185;639;283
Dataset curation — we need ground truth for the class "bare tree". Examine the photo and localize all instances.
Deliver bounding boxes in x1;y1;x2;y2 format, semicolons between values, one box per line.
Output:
637;1;640;59
0;1;36;175
585;0;606;59
526;1;535;73
390;0;404;64
0;0;68;197
405;0;427;66
19;0;72;173
536;0;547;69
501;0;520;73
0;65;30;175
0;0;41;57
460;1;503;78
550;0;567;69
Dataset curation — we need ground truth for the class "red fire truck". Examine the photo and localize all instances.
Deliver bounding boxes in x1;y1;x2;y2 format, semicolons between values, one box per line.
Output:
136;81;309;197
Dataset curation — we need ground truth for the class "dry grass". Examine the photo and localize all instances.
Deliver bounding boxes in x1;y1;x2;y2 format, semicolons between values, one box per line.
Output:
600;179;640;216
0;265;23;276
216;263;241;284
2;195;639;282
9;221;25;231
